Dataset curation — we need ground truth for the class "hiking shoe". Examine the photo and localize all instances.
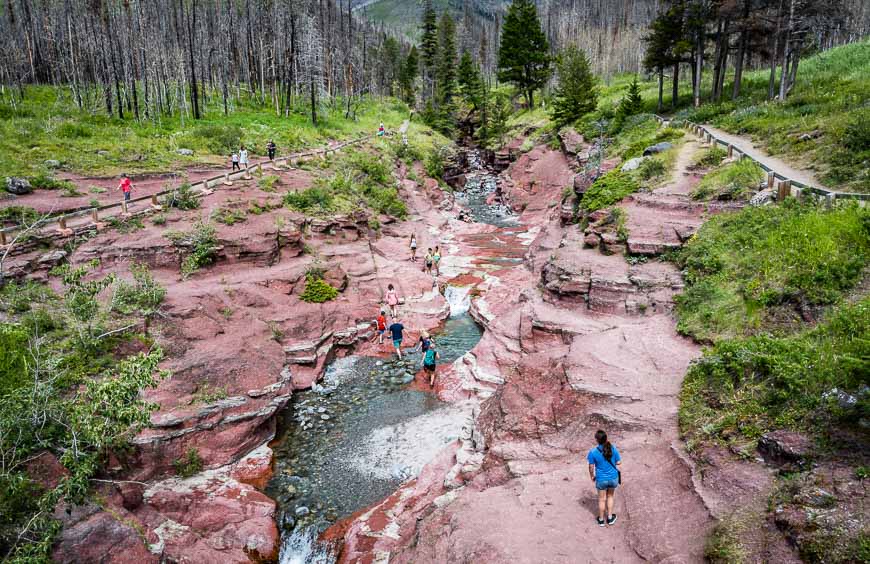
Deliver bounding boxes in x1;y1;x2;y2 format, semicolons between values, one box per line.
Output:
597;517;605;527
607;514;618;526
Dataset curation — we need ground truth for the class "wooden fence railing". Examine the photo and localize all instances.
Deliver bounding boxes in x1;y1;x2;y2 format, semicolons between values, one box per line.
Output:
0;134;375;246
652;115;868;206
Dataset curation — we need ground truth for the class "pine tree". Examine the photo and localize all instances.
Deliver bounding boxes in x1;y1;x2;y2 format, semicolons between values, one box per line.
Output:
497;0;551;109
457;51;484;111
399;46;419;106
550;46;597;129
420;1;439;72
435;12;457;107
615;77;644;128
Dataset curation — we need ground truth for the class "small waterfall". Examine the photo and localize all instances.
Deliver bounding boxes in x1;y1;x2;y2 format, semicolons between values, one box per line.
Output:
279;526;334;564
445;285;472;316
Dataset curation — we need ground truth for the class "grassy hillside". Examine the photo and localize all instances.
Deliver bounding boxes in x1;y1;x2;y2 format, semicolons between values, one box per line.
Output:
593;41;870;192
0;87;410;179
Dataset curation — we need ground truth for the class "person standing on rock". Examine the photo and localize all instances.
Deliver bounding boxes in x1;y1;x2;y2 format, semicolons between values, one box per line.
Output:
588;429;621;527
239;145;249;170
433;246;442;276
409;233;418;262
388;317;405;359
385;283;400;318
231;151;240;171
424;248;434;275
116;174;133;205
267;140;277;161
374;310;387;345
422;341;440;388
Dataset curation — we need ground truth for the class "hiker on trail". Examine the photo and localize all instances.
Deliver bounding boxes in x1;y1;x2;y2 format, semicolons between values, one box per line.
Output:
373;310;387;345
378;123;385;137
388;317;405;359
422;340;440;388
588;429;621;527
239;146;249;169
231;151;240;171
409;233;418;262
433;246;442;276
424;248;434;275
267;140;277;161
385;283;400;318
116;174;133;204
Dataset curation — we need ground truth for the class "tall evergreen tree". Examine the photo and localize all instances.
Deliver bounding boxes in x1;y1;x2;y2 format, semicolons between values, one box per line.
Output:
615;77;644;127
550;46;597;129
399;46;419;106
643;3;690;111
435;12;457;107
496;0;551;109
420;1;439;72
457;51;484;111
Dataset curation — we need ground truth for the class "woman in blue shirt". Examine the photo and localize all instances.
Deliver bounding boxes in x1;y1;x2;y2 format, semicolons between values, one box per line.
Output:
587;429;621;527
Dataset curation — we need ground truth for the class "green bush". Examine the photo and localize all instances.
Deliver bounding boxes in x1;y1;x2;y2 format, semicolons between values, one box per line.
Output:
581;170;640;212
299;274;338;303
676;201;870;342
190;124;243;154
0;325;29;395
56;123;92;139
637;157;666;181
693;146;728;169
163;182;200;210
346;151;391;185
28;172;74;191
0;206;40;226
842;110;870;151
679;297;869;445
258;175;281;192
284;186;334;213
167;221;219;278
212;206;247;225
692;159;764;201
173;448;204;478
362;184;407;218
424;148;446;180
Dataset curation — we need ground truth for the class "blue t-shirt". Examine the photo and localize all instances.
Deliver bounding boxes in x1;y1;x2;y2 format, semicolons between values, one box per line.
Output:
389;323;404;341
587;445;621;482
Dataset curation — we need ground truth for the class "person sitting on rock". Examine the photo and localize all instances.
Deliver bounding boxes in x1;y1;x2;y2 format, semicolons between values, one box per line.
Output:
422;341;440;388
385;283;399;318
588;429;621;527
388;317;405;359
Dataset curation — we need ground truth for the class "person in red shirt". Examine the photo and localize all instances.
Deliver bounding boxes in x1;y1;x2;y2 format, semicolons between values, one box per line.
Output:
373;310;387;344
116;174;133;204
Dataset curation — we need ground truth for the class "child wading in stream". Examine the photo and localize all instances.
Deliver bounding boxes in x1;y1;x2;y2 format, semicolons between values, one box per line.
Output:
422;341;440;388
588;429;622;527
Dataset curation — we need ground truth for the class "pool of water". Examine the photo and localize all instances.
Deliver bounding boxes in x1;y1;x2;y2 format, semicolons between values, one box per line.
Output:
457;173;518;228
268;301;483;563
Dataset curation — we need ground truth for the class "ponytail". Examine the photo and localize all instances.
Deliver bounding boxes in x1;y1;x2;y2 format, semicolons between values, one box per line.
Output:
595;429;612;461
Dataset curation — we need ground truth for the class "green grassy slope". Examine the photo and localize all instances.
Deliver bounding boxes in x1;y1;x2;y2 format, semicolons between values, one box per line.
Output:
0;87;411;179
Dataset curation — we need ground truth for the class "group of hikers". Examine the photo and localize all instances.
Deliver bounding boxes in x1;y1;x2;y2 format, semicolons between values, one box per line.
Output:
231;141;277;170
373;283;440;387
408;233;442;277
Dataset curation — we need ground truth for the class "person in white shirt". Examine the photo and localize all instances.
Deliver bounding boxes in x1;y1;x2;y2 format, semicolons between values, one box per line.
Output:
239;146;249;168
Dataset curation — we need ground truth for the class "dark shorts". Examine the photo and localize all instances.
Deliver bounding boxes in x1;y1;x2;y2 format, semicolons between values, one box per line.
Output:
123;191;131;201
232;162;240;170
378;329;385;335
423;363;436;373
595;478;619;491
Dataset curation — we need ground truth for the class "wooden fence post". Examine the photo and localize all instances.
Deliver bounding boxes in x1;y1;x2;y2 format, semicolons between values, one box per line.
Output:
0;230;6;246
58;217;67;230
767;171;776;191
224;172;233;186
825;193;835;209
91;209;99;223
727;144;734;159
122;200;128;214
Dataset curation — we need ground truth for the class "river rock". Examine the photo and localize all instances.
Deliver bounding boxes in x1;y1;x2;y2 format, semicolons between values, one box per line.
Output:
176;148;194;156
758;430;812;467
558;128;585;156
642;142;673;156
621;157;646;172
44;159;61;168
750;189;775;207
5;176;32;195
295;506;310;517
401;373;416;384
